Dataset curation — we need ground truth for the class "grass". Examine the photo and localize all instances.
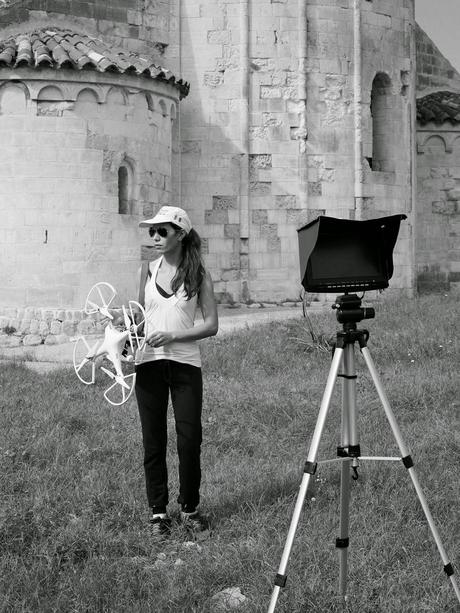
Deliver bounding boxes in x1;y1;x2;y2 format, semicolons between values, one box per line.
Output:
0;293;459;612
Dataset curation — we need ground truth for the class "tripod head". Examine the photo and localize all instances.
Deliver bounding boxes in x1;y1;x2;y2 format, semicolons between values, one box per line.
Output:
332;294;375;326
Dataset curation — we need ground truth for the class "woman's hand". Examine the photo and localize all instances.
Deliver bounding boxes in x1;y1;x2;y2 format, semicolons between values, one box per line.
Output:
146;331;175;347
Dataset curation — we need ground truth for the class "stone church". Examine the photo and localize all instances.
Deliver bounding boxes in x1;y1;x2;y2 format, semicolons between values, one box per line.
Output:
0;0;458;341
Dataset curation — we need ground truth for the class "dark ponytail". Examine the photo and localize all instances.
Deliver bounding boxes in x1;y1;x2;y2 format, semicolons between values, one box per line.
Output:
171;226;205;299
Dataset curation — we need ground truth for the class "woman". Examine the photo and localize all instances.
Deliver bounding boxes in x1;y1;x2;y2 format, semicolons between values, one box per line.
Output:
135;206;218;539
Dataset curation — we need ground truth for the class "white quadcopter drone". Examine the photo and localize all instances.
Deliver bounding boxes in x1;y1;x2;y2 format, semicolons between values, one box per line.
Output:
72;282;146;406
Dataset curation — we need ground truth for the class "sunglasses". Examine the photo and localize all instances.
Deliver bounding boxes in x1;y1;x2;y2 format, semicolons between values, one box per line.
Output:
149;226;171;238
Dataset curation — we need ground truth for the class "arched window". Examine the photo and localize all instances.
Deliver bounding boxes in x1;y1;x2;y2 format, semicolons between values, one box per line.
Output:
159;99;167;117
118;166;129;214
118;159;135;215
370;73;394;172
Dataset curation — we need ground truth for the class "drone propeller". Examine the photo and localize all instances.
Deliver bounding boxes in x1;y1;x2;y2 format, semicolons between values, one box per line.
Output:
72;336;100;385
127;300;147;351
86;301;113;320
103;373;136;406
84;282;117;319
100;366;131;390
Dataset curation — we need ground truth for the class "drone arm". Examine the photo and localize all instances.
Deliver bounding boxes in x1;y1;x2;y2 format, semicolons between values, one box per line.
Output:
103;308;124;325
122;305;135;355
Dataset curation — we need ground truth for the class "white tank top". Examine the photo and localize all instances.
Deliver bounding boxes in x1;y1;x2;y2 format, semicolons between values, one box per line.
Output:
136;257;201;368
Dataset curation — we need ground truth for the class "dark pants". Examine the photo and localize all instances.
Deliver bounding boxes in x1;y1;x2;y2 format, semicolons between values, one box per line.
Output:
135;359;203;510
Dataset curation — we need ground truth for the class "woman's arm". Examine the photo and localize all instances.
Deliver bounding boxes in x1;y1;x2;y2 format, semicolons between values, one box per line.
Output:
146;270;219;347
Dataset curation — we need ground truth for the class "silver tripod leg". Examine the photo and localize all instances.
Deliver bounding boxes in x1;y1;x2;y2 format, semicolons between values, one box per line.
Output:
360;346;460;604
337;344;359;603
268;346;344;613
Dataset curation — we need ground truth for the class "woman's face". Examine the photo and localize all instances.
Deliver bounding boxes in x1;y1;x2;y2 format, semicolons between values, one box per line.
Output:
149;223;183;255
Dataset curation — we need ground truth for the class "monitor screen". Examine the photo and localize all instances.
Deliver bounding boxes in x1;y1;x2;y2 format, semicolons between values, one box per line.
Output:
306;232;387;291
298;215;406;293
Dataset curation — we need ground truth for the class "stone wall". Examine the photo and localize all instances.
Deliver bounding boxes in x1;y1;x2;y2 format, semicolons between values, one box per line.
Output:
0;306;106;347
0;0;421;311
416;126;460;292
415;23;460;93
0;69;178;310
170;0;416;302
414;23;460;292
166;0;310;304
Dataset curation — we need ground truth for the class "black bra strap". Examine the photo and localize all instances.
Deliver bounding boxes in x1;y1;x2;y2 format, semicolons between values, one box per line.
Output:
156;282;173;299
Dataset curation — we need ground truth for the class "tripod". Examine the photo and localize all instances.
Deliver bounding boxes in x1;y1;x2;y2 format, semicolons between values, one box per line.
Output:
268;294;460;612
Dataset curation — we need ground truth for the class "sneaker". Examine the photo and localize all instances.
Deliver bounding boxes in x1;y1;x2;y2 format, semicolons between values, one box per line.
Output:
180;510;208;534
149;514;171;541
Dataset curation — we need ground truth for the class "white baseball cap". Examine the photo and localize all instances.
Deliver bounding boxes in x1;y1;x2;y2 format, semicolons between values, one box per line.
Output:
139;206;192;234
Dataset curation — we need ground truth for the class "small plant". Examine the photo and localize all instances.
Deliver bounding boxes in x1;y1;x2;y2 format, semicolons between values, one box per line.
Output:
2;325;17;336
290;311;334;353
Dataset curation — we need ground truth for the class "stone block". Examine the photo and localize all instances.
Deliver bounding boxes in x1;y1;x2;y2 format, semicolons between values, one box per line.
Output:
78;319;96;335
205;209;229;224
249;181;271;195
0;335;22;348
212;195;237;210
127;9;142;26
207;237;236;254
432;201;457;215
221;269;241;282
19;320;31;334
308;181;322;196
260;86;282;99
23;334;43;346
252;210;269;224
275;195;297;208
286;209;306;225
50;320;63;335
224;224;240;239
40;309;55;323
44;335;58;345
267;236;281;252
181;140;201;154
249;154;272;170
208;30;230;45
203;72;224;88
38;321;49;336
29;319;40;335
260;223;279;239
446;189;460;201
24;307;38;319
249;126;269;141
63;320;77;336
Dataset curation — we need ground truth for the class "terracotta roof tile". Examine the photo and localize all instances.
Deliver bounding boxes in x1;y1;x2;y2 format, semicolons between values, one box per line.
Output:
0;27;189;98
417;91;460;125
